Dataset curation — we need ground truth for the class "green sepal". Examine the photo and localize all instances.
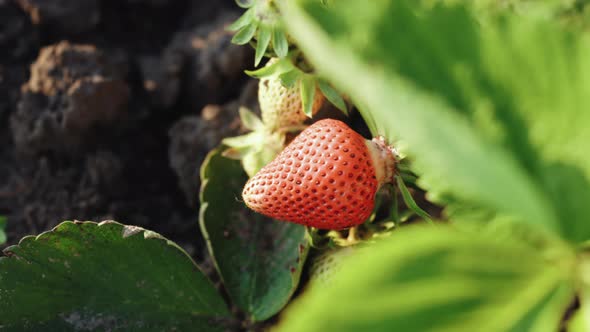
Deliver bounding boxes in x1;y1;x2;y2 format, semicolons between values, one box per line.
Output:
245;57;295;78
221;129;285;177
255;25;272;66
235;0;255;9
222;131;264;149
238;107;264;131
227;8;254;32
232;21;258;45
318;79;348;115
300;74;317;118
279;69;302;88
272;27;289;58
222;147;251;160
396;175;433;224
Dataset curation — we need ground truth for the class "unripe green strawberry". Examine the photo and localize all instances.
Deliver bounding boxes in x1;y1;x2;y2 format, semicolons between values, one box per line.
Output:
242;119;396;229
309;246;357;286
259;62;325;131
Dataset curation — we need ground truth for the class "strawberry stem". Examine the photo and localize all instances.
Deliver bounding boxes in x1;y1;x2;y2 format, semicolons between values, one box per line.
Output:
346;227;359;244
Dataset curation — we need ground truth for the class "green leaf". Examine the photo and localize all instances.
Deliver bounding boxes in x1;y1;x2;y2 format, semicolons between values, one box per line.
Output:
276;226;575;332
232;21;258;45
0;221;230;331
318;79;347;115
227;8;254;32
282;0;590;242
272;27;289;58
0;216;6;245
199;148;309;321
299;74;317;117
255;26;272;66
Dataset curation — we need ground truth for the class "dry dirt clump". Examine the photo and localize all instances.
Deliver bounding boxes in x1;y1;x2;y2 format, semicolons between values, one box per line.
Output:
11;41;130;154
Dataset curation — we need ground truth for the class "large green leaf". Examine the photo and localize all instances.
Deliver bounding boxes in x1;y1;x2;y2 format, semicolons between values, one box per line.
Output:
199;148;309;322
0;221;230;331
276;226;575;332
282;0;590;243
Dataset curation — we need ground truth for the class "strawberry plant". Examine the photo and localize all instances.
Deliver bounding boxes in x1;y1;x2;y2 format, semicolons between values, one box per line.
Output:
2;0;590;331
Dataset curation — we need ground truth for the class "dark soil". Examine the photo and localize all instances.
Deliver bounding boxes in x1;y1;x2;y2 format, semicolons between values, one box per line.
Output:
0;0;255;261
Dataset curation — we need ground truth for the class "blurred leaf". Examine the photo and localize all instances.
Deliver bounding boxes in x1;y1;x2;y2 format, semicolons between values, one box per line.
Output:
255;26;272;66
276;226;575;332
232;21;258;45
300;74;317;117
200;148;309;321
318;79;348;115
283;0;590;243
0;221;230;331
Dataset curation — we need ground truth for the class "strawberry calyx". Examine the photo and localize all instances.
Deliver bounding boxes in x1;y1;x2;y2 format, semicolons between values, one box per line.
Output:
222;107;285;177
365;135;397;187
228;0;290;65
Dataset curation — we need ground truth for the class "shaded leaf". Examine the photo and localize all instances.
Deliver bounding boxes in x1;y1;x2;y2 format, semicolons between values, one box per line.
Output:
0;221;230;331
199;148;309;321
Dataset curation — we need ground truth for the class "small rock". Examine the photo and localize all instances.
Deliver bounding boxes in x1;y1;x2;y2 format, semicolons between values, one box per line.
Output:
11;41;129;154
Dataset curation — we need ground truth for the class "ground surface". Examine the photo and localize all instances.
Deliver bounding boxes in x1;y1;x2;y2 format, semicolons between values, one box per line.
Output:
0;0;255;261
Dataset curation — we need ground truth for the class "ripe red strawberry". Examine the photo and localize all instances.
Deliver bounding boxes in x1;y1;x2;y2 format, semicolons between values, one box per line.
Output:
242;119;396;229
